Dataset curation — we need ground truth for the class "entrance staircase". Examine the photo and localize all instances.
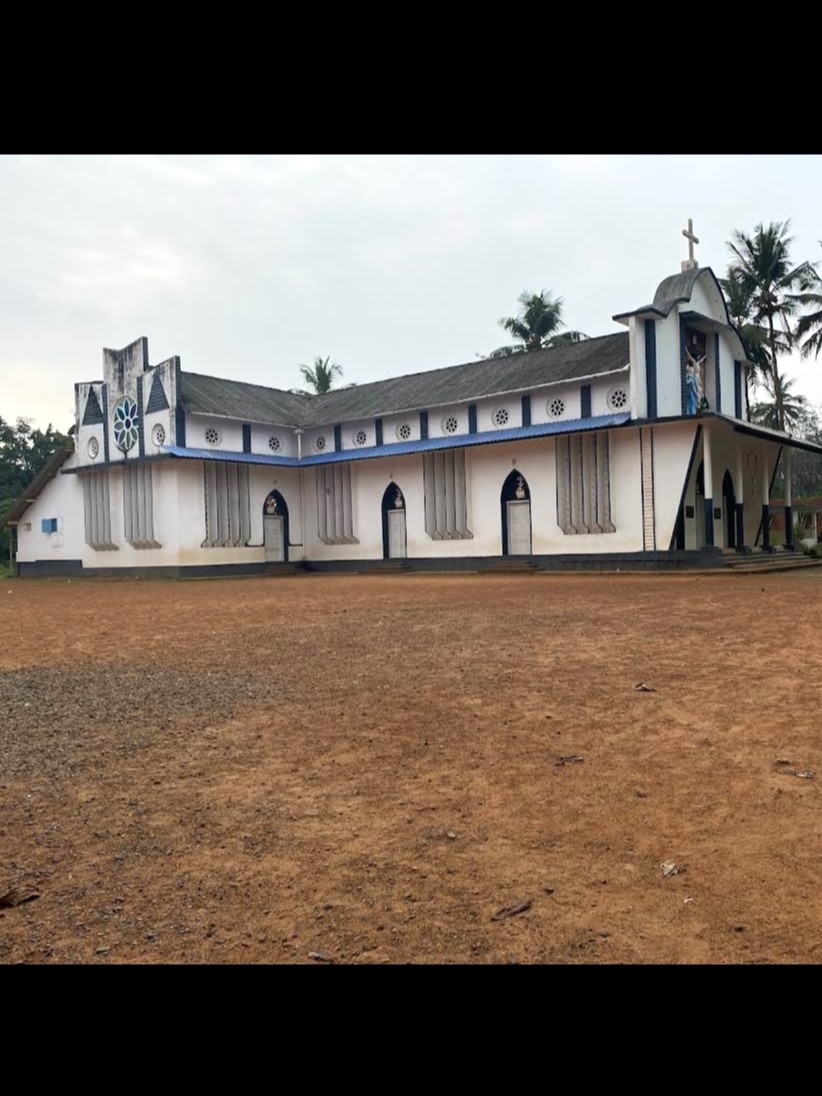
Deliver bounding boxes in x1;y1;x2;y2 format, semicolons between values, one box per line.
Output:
261;562;307;577
479;558;540;574
720;549;822;575
361;560;413;574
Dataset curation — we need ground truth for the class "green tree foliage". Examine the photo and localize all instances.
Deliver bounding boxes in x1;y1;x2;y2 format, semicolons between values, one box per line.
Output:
0;416;71;560
489;290;587;357
296;355;344;395
771;403;822;500
794;242;822;361
725;220;819;430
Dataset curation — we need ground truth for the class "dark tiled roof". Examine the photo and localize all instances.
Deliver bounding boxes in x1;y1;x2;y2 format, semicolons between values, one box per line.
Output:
180;332;629;428
180;372;311;425
0;446;75;528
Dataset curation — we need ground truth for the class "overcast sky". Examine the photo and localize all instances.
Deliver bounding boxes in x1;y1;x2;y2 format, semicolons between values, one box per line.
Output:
2;154;822;432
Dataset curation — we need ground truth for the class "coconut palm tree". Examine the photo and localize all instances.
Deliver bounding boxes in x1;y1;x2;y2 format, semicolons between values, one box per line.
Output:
794;243;822;361
750;373;807;433
726;221;817;428
490;290;586;358
296;355;344;395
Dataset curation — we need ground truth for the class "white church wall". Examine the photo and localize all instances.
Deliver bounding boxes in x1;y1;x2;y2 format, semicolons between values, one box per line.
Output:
718;329;740;417
342;419;377;450
530;385;581;425
652;421;699;550
655;311;683;417
249;423;297;459
187;414;244;453
428;403;469;440
383;413;420;444
476;395;522;433
628;318;647;419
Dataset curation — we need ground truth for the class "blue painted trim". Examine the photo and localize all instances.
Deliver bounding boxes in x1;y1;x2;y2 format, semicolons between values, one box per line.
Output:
644;319;657;418
420;410;429;440
714;333;722;413
734;360;742;419
160;413;631;469
334;424;342;452
679;318;687;416
242;423;252;453
101;386;110;462
704;498;715;547
580;385;591;419
468;404;478;434
137;375;146;458
375;418;384;447
521;394;531;427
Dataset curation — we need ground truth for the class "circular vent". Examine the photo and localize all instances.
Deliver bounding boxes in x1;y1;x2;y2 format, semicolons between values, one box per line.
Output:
87;436;99;459
397;423;412;441
354;429;368;447
442;415;458;434
315;435;326;452
493;408;510;427
268;435;282;452
204;427;222;446
608;387;629;411
548;397;565;419
152;424;166;447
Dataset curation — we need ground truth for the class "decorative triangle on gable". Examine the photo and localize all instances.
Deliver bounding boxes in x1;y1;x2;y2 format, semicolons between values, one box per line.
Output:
82;386;104;425
146;371;170;414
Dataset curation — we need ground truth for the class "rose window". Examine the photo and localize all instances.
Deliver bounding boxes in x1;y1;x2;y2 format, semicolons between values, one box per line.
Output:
113;397;139;453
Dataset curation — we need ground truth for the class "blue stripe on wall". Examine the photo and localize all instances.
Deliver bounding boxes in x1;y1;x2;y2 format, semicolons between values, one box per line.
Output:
242;423;251;453
714;333;722;413
375;418;384;446
644;319;657;418
734;360;742;419
468;403;477;434
420;410;429;439
521;394;531;427
580;385;591;419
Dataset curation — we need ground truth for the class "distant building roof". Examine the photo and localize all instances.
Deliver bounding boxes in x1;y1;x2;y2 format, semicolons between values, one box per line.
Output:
0;446;75;529
179;332;630;429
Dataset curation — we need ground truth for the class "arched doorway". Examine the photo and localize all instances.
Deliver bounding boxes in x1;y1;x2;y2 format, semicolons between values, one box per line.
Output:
501;469;532;555
722;470;736;548
263;490;289;562
381;482;407;559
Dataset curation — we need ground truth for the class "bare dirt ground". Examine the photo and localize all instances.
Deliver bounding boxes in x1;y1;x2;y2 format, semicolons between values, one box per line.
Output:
2;570;822;964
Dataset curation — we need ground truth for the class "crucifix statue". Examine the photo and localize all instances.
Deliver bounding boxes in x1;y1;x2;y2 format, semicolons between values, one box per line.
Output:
682;218;699;271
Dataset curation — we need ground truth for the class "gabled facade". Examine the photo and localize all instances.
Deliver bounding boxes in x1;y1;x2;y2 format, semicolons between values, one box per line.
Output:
6;259;822;575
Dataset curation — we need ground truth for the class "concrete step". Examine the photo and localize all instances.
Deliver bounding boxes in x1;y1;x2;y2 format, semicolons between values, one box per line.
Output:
361;561;413;574
261;562;307;576
479;558;540;573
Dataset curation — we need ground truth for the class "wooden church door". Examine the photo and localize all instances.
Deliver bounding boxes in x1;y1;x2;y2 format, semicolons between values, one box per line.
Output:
382;482;407;559
388;509;407;558
507;500;532;555
263;491;287;562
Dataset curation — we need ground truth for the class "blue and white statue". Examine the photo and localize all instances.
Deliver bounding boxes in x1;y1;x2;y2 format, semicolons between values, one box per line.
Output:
685;348;707;415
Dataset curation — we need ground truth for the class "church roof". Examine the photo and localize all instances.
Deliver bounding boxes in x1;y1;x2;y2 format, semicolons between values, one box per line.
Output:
179;332;630;428
0;446;75;529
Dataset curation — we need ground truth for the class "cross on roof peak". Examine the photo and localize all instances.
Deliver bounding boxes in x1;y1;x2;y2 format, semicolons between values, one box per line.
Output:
682;218;699;271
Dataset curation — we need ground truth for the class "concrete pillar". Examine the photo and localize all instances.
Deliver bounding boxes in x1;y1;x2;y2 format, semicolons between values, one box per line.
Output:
784;448;794;550
735;442;746;551
703;425;715;548
761;450;771;551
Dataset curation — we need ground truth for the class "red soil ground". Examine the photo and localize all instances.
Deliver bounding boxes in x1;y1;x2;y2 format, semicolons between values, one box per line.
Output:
1;570;821;964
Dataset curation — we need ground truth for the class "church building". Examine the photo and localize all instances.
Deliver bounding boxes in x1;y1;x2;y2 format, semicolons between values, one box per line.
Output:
6;232;822;575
